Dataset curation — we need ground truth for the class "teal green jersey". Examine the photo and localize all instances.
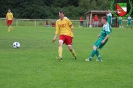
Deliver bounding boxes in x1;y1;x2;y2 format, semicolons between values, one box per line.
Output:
100;23;111;39
107;13;112;24
118;17;122;21
127;17;132;24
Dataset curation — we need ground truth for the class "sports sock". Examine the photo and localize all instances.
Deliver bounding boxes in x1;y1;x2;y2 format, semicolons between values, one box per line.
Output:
71;49;76;57
89;50;96;61
126;25;128;29
58;46;62;58
10;26;14;30
8;26;11;32
130;25;132;29
96;50;102;60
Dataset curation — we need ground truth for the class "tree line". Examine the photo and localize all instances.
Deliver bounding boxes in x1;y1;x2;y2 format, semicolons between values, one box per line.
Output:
0;0;132;19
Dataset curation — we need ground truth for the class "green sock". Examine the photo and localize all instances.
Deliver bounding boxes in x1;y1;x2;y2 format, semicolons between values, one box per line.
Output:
96;50;102;60
89;50;96;61
130;25;132;29
127;25;128;29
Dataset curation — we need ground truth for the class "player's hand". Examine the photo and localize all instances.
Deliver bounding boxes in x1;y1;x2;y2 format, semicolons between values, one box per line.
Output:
52;38;56;43
101;40;105;44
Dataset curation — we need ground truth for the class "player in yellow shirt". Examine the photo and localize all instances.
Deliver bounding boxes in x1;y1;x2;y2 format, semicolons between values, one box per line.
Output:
52;10;76;61
6;9;14;32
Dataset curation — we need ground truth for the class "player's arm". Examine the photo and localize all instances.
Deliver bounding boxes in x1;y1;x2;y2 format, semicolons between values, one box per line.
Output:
106;13;108;16
111;17;112;24
67;19;74;32
53;21;59;42
97;34;100;38
70;24;74;33
53;34;57;42
110;14;112;24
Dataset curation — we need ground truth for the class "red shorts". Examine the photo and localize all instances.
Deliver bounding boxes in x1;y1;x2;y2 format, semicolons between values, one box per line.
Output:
7;20;12;25
59;35;73;46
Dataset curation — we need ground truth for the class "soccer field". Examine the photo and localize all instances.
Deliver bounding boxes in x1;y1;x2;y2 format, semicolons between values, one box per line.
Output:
0;26;133;88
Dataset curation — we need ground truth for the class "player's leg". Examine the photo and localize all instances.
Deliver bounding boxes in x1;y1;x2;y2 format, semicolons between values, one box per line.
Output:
85;45;97;61
10;26;14;31
10;20;14;31
7;20;14;32
121;21;123;27
7;20;11;32
126;23;129;29
96;50;102;61
66;36;76;60
94;22;96;27
68;45;76;60
81;22;83;27
80;21;82;27
57;35;65;60
130;24;132;29
119;20;121;27
97;21;98;27
95;21;98;27
96;39;108;61
85;39;101;61
58;40;63;60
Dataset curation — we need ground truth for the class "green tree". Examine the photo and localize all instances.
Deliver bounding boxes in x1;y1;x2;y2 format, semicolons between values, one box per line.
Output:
0;0;132;19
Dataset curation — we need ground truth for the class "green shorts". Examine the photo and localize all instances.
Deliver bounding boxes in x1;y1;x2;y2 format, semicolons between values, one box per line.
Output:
127;23;131;25
94;38;108;49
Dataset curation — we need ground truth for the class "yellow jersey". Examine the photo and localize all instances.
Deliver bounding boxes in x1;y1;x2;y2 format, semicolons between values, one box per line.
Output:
6;12;13;20
55;18;74;37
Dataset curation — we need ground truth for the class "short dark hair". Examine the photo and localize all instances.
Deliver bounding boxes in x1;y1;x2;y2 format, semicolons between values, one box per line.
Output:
102;16;107;21
59;10;64;14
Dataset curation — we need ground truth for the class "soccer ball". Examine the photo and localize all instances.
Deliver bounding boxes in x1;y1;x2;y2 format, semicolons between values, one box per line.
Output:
13;42;20;48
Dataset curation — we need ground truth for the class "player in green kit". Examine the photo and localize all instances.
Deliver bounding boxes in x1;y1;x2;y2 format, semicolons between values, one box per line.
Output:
126;16;132;29
118;16;123;27
85;16;111;61
106;10;112;26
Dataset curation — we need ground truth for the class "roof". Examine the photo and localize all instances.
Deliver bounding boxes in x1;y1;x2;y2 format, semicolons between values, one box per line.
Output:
86;10;116;15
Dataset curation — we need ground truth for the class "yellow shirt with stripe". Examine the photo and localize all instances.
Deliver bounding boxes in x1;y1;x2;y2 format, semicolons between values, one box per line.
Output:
6;12;13;20
55;18;74;37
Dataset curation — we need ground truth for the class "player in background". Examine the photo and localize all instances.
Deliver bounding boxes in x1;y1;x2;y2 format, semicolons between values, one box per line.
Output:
52;10;76;61
118;16;123;27
106;10;112;32
6;9;14;32
85;16;111;61
106;10;112;26
126;16;132;29
80;16;84;27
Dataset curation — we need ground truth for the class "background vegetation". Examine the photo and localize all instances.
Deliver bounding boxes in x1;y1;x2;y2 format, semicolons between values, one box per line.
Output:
0;0;133;19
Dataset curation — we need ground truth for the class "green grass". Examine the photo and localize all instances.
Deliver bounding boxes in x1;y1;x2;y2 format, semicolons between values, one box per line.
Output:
0;26;133;88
